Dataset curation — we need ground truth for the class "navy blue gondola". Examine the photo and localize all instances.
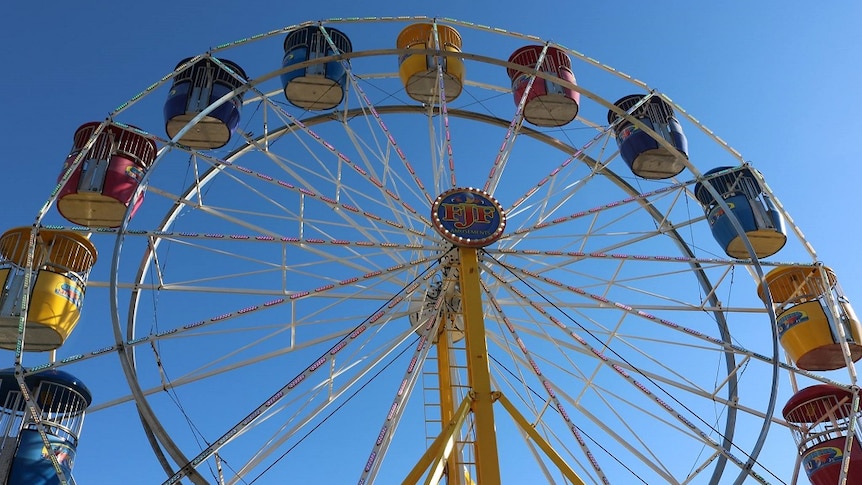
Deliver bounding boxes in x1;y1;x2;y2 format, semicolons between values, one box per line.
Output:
164;57;247;149
282;26;352;110
607;94;688;179
1;368;92;484
694;166;787;259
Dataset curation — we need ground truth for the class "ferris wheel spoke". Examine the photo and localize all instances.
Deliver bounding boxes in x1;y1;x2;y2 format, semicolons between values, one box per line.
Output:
483;43;548;195
526;329;779;482
497;322;760;427
493;325;759;483
505;126;619;218
427;22;459;191
324;29;437;209
475;256;769;482
163;316;420;484
148;156;430;255
242;96;424;231
359;303;441;483
94;284;422;413
490;336;676;483
331;107;432;234
150;244;432;480
562;390;701;482
490;352;682;482
489;250;762;315
250;90;436;241
480;284;610;480
122;233;427;294
505;186;705;253
486;251;720;315
483;269;731;360
339;113;433;225
103;252;440;391
424;111;448;197
224;320;425;483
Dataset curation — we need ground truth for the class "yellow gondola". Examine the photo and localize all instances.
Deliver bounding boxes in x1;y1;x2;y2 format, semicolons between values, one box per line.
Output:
758;265;862;370
396;23;464;104
0;227;97;351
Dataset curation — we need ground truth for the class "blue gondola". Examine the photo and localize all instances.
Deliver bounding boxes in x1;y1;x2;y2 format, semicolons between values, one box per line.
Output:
0;369;92;484
282;26;352;110
164;57;247;149
695;166;787;259
607;94;688;179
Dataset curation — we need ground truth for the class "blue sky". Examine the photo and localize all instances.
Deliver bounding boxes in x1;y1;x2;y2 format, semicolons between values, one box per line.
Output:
2;2;861;484
5;1;860;263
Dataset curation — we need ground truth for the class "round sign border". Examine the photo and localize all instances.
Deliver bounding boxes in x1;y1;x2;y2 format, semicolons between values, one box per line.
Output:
431;187;506;248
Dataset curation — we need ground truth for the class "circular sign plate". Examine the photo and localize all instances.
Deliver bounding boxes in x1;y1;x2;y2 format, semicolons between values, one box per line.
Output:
431;188;506;247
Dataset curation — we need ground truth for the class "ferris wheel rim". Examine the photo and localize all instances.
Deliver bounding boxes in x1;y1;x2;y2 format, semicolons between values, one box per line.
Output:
11;17;844;484
114;110;762;483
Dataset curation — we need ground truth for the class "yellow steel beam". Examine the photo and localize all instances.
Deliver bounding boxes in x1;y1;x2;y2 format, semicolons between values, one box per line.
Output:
458;247;501;484
497;393;586;485
403;395;473;485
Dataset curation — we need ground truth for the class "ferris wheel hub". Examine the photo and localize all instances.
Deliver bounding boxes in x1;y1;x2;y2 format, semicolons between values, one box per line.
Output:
431;187;505;248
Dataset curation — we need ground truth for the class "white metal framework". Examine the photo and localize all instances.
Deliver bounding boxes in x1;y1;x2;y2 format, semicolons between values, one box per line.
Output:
6;16;856;485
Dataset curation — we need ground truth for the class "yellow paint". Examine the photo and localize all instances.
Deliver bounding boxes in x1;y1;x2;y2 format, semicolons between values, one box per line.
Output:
497;393;587;484
28;271;84;346
405;246;583;482
778;300;862;370
457;247;501;484
778;301;823;350
0;270;84;351
403;396;472;485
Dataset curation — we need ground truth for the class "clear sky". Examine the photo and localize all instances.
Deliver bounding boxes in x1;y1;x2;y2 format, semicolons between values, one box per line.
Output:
2;1;861;484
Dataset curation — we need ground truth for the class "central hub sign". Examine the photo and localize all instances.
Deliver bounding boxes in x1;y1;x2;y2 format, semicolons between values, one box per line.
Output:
431;188;506;247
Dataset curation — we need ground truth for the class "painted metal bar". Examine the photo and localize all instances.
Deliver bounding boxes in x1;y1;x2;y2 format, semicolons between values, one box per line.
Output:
458;247;501;484
497;393;586;484
402;395;472;484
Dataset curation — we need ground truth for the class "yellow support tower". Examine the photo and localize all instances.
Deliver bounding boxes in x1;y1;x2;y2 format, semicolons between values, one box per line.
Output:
457;246;501;484
412;187;586;485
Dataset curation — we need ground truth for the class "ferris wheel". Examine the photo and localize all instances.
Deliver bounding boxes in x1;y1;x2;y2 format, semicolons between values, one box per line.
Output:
1;16;860;485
